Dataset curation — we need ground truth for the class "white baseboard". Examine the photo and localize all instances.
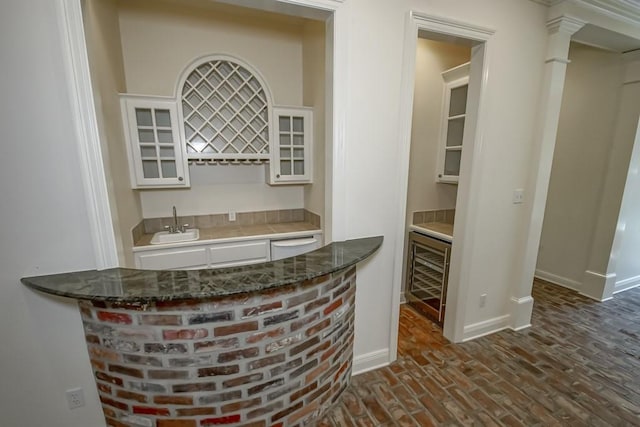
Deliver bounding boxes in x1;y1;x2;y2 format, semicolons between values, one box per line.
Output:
582;270;615;301
352;349;389;375
614;275;640;294
462;315;510;342
535;269;581;291
509;295;534;331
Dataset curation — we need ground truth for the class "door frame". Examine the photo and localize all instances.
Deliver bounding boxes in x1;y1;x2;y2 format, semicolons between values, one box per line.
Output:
391;11;494;350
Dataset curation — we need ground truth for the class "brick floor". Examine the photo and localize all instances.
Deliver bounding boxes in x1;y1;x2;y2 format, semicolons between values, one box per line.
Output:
318;279;640;426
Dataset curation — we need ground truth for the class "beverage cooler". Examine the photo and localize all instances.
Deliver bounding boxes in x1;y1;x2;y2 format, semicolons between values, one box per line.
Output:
405;231;451;325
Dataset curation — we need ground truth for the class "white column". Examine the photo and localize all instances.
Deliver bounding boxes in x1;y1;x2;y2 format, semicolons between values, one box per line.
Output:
511;15;585;329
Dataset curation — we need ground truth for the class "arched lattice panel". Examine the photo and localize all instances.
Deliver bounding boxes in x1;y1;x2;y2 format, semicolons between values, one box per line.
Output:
179;57;271;161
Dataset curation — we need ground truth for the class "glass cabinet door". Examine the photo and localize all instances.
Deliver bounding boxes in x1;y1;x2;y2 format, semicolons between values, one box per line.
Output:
122;96;188;188
437;62;470;184
271;107;313;184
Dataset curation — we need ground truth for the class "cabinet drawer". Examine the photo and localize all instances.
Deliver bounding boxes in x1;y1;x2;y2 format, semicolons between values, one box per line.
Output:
208;240;270;268
136;247;208;270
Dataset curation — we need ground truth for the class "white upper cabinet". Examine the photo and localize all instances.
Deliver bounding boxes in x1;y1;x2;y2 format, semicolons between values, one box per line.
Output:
121;95;189;188
269;107;313;184
437;62;469;184
120;54;313;188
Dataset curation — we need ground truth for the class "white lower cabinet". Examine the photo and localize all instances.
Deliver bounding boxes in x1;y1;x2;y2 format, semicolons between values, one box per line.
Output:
134;239;270;270
135;247;208;270
208;240;270;268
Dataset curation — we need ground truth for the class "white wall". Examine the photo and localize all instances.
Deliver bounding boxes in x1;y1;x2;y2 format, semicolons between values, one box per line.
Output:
339;0;547;361
117;0;309;217
405;38;469;224
0;0;105;425
140;164;304;217
2;0;556;422
614;120;640;290
83;0;143;267
118;0;305;103
537;43;623;288
608;56;640;292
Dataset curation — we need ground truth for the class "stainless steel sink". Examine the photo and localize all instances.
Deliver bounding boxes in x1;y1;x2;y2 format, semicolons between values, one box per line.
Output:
150;228;200;245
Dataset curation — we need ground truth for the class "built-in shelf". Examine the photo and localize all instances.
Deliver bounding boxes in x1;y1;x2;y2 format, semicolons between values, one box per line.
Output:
179;55;271;161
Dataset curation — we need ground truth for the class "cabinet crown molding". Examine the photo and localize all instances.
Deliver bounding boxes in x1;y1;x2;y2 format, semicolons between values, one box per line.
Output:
546;15;587;35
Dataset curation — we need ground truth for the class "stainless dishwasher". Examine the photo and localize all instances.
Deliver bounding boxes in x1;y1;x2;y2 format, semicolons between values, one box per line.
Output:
406;231;451;325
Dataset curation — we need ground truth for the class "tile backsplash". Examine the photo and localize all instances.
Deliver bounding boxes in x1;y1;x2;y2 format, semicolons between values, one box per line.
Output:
412;209;455;225
133;209;322;237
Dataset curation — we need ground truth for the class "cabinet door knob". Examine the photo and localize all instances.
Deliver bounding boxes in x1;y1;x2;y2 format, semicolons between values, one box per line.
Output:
276;174;280;178
178;176;184;181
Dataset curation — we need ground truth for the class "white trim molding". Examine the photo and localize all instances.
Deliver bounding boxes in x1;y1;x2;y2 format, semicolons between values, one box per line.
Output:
57;0;119;270
535;269;582;291
546;15;587;35
392;11;495;352
532;0;640;24
545;57;572;64
412;12;495;40
327;8;348;242
462;315;510;342
509;296;534;331
352;349;390;375
528;0;565;6
579;0;640;25
614;275;640;294
582;270;616;301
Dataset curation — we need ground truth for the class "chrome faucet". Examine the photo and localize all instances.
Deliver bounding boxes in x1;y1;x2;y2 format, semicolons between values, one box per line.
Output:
165;206;189;233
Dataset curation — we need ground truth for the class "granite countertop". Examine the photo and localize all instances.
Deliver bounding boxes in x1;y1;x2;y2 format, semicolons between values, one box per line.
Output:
134;221;321;248
409;222;454;242
21;236;383;303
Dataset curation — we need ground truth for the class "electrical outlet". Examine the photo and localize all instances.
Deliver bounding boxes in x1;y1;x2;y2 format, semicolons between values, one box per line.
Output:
512;189;524;204
228;211;236;222
479;293;487;308
66;388;85;410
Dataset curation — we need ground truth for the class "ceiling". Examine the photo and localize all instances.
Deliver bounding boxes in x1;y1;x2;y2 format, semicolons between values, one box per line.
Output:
573;23;640;52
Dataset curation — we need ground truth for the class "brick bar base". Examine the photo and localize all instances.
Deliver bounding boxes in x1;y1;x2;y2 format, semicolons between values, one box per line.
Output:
79;267;356;427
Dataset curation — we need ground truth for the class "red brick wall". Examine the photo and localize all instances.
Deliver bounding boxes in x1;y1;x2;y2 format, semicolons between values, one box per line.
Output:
80;267;356;427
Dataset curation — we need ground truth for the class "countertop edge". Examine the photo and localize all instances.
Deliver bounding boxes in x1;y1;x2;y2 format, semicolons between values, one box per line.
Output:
21;236;383;303
409;224;453;243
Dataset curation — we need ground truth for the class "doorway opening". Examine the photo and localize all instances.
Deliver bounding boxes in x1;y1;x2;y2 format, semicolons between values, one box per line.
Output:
390;13;493;355
535;26;640;302
402;36;470;324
